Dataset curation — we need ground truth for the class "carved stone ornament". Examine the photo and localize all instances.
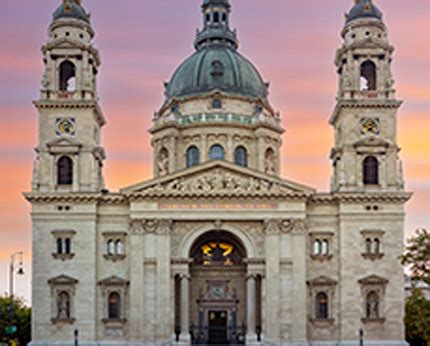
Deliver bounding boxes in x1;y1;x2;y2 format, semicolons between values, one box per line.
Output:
263;219;293;235
130;219;173;235
129;220;144;235
292;219;308;235
156;219;173;234
125;166;312;199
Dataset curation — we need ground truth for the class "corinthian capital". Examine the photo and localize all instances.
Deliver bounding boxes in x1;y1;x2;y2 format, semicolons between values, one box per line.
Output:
129;220;144;235
156;219;173;235
292;219;308;235
264;219;294;235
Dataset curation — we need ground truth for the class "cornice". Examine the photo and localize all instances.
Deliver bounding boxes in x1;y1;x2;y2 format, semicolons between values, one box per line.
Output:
158;89;275;117
42;38;100;66
330;99;402;125
334;192;413;203
33;99;106;127
310;191;412;204
24;190;412;206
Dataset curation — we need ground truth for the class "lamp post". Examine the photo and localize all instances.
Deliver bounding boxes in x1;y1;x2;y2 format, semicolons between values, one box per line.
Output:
7;252;24;340
9;251;24;298
359;328;364;346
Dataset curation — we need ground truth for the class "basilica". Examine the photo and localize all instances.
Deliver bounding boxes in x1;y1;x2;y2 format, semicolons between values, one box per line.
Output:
26;0;412;345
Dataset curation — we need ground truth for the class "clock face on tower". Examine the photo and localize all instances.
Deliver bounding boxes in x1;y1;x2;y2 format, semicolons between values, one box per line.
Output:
56;117;76;136
360;117;380;136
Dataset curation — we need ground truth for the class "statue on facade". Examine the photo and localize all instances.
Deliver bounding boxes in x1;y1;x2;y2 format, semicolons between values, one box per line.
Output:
57;292;70;319
265;149;276;175
158;148;169;176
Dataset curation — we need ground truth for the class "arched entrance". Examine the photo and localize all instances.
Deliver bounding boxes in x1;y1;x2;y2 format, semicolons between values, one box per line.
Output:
189;231;247;345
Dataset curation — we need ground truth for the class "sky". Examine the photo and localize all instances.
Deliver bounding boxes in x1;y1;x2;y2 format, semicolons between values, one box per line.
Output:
0;0;429;303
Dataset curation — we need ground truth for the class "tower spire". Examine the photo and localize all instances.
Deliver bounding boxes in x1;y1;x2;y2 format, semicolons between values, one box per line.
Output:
195;0;238;50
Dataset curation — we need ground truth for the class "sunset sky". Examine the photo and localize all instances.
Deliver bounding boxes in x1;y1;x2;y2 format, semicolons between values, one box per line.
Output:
1;0;429;302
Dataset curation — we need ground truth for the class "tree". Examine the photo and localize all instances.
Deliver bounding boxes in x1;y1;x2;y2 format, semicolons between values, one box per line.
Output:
401;228;430;285
0;296;31;345
405;289;430;346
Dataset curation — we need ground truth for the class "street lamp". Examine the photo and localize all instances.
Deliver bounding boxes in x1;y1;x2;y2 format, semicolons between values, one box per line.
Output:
9;251;24;298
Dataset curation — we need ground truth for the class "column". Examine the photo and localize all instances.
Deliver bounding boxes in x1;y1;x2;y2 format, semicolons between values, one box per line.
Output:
264;220;281;343
179;275;191;342
246;275;257;342
129;222;145;340
291;221;308;345
156;221;172;340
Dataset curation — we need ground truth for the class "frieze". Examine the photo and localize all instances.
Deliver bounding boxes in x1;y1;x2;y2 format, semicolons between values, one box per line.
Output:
125;167;311;199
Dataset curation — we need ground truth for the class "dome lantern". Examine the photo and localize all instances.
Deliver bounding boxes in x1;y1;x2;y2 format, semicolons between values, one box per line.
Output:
195;0;238;50
164;0;268;101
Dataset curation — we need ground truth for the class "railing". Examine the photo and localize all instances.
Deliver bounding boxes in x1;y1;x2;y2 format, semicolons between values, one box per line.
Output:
340;89;395;101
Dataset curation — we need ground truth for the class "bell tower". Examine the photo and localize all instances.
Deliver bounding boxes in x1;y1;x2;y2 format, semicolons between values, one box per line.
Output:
330;0;404;193
33;0;106;193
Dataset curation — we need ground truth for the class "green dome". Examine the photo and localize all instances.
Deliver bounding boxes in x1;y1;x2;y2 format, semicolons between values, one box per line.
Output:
166;46;268;100
53;0;89;23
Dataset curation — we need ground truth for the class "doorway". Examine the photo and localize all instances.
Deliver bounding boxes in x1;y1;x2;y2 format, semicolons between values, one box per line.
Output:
208;310;228;345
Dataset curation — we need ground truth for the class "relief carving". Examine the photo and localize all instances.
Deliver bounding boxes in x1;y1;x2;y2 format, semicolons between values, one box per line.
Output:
292;219;308;235
142;168;293;197
263;219;293;235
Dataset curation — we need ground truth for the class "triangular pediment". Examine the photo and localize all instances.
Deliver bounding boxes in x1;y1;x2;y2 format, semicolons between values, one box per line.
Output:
48;274;79;285
358;275;389;285
307;276;337;287
121;160;315;199
47;137;82;148
98;275;129;287
353;136;391;148
44;38;87;51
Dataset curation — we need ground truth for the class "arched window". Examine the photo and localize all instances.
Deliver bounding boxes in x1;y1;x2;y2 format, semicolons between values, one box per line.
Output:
316;292;329;319
365;238;372;254
366;291;380;319
210;144;225;161
64;238;71;255
322;240;330;256
57;238;63;255
234;146;248;167
107;240;115;256
313;240;321;255
57;291;71;319
213;12;220;23
116;240;123;256
186;146;200;168
373;238;380;254
57;156;73;185
108;292;121;319
212;99;222;109
59;60;76;91
360;60;377;91
363;156;379;185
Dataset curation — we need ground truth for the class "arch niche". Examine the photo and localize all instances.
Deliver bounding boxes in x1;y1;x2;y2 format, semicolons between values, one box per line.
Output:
187;230;250;344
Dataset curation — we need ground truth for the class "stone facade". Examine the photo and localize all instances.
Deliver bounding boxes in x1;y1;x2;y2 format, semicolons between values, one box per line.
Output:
27;1;411;345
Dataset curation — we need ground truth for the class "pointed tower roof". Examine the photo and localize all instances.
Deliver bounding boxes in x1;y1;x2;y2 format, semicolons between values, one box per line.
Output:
52;0;90;23
346;0;383;23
